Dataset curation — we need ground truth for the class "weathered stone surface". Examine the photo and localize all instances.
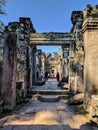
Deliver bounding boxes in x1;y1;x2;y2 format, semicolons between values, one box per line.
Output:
30;33;75;45
82;5;98;124
67;93;83;105
84;4;98;19
2;32;17;110
70;11;84;93
38;95;60;102
0;26;4;100
0;79;97;129
0;5;98;126
0;99;3;113
16;81;24;104
16;18;34;90
0;21;5;114
87;95;98;124
77;77;84;92
5;18;36;105
62;83;69;90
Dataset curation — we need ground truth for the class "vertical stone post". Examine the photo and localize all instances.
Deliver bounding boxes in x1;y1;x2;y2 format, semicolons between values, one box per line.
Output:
24;46;30;92
61;46;65;78
69;43;76;93
62;45;69;79
0;31;3;95
41;52;46;75
36;49;42;80
29;47;33;88
32;45;37;84
82;5;98;119
70;11;84;93
2;32;17;110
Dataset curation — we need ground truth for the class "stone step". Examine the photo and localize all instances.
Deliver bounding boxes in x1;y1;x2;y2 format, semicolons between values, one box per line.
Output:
31;90;70;95
60;95;71;100
33;94;70;102
38;95;60;102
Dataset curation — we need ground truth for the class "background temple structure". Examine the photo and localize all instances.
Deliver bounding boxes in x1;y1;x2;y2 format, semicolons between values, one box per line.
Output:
0;4;98;124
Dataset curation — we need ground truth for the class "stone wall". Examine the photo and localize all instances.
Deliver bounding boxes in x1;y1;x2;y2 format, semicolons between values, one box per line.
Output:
70;11;84;93
0;5;98;122
2;32;17;110
1;17;36;109
0;22;4;113
82;5;98;123
16;18;35;103
0;31;3;93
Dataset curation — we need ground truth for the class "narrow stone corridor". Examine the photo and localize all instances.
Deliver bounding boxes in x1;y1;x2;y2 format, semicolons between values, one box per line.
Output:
32;79;60;91
0;3;98;128
0;79;97;130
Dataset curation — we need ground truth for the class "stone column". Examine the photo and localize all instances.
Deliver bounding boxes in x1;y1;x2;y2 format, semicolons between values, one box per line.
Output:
70;11;84;93
41;52;46;75
29;46;33;88
62;45;69;79
82;5;98;119
24;46;30;91
61;46;65;78
36;49;42;80
2;32;17;110
32;45;37;84
0;31;3;95
69;43;76;93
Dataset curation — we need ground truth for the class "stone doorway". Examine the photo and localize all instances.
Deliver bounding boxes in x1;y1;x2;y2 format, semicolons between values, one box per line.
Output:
30;32;75;88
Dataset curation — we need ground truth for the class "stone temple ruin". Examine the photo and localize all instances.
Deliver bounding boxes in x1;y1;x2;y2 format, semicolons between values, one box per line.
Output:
0;4;98;124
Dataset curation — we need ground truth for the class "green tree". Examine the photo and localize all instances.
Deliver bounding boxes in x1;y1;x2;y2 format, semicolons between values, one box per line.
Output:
0;0;6;15
0;0;6;32
0;20;4;32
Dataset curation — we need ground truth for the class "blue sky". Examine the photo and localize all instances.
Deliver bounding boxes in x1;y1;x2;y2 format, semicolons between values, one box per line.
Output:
1;0;98;53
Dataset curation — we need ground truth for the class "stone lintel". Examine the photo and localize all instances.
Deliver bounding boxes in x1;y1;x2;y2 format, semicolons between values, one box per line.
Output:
30;37;74;41
30;33;74;39
30;40;73;46
30;33;75;45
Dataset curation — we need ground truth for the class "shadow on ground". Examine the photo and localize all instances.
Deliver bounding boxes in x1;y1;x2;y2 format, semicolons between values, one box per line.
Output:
1;122;98;130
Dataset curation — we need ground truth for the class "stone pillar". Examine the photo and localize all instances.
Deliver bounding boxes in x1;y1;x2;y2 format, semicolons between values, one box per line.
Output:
2;32;17;110
69;43;76;93
70;11;84;93
36;49;42;80
32;45;37;84
82;5;98;120
24;46;30;91
62;45;69;79
0;31;3;95
41;52;46;75
61;46;65;78
29;46;33;88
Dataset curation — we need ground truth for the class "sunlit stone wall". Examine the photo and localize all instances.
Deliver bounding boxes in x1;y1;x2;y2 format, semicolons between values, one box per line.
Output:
70;11;84;93
82;5;98;122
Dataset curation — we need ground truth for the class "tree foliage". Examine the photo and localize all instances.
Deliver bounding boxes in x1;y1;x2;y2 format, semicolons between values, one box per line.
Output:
0;0;6;15
0;20;4;32
0;0;7;32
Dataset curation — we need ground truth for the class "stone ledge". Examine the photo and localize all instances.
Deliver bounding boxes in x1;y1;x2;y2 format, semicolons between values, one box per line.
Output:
38;95;60;102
